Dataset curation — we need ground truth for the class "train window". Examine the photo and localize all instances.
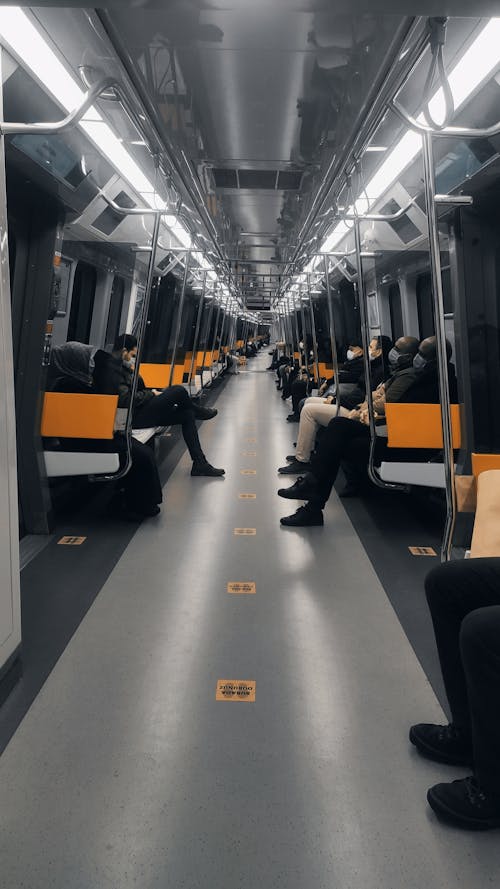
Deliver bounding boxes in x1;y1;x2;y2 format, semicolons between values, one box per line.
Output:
67;261;96;344
105;277;125;349
416;273;435;339
388;283;403;339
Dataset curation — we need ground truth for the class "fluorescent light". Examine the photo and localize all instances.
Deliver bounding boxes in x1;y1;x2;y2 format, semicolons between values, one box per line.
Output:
0;8;194;250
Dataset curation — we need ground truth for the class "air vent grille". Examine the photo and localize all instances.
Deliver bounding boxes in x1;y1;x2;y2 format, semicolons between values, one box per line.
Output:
91;190;136;236
212;167;302;191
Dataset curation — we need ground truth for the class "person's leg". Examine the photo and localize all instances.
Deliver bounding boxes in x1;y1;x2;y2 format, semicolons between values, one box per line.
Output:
425;560;500;733
290;380;308;415
410;558;500;766
278;420;369;523
426;605;500;830
123;439;162;516
461;606;500;794
295;402;339;463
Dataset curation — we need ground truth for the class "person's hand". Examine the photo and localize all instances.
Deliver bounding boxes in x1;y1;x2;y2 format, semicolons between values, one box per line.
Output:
359;408;369;425
319;382;327;395
348;408;361;420
152;388;163;396
324;396;334;404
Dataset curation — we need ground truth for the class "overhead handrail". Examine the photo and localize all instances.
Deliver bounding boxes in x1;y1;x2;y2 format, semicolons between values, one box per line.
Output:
343;199;416;222
0;76;117;135
391;98;500;140
422;17;454;130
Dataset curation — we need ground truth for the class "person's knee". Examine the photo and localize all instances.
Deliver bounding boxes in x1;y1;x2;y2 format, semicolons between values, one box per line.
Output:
424;562;459;609
460;606;500;660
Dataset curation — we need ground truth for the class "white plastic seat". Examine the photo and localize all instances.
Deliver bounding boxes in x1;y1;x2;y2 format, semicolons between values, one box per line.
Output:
379;461;457;488
44;451;120;478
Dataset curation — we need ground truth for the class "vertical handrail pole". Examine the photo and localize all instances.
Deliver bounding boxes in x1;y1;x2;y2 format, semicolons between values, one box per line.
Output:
122;212;162;475
200;291;215;390
210;301;222;384
422;130;457;562
168;249;191;386
300;296;307;365
323;254;341;416
188;271;206;394
307;273;320;385
292;298;300;359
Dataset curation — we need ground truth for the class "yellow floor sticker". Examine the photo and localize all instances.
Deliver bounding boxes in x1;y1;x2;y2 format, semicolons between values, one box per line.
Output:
216;680;256;702
241;469;256;476
234;528;256;535
241;451;257;457
227;582;256;594
409;546;437;556
58;536;87;546
239;493;256;500
246;438;257;443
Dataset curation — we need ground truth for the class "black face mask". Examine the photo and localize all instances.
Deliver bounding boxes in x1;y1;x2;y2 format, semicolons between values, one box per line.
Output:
388;347;413;370
413;352;431;373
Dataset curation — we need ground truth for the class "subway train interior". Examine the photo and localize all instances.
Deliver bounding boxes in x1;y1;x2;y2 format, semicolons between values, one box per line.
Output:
3;1;500;884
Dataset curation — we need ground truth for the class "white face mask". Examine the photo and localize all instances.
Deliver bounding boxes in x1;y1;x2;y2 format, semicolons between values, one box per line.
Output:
123;356;136;369
299;341;304;350
347;349;356;361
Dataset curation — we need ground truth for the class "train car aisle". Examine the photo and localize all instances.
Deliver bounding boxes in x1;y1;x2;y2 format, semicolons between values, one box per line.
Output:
1;351;499;888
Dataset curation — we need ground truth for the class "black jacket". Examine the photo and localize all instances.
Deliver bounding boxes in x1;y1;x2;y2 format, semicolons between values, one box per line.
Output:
93;350;154;411
385;362;458;405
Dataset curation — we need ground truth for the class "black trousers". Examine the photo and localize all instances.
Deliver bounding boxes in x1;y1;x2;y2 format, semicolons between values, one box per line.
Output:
291;379;310;414
310;417;370;507
123;439;162;511
425;559;500;792
133;386;205;463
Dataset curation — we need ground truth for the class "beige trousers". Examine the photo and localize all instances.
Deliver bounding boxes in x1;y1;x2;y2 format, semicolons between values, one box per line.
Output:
295;397;350;462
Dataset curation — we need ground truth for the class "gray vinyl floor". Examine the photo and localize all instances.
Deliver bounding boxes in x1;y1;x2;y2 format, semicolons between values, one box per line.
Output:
1;352;499;888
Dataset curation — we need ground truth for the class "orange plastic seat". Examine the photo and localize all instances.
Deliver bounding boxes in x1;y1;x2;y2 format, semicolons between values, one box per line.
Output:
385;403;462;449
41;393;118;440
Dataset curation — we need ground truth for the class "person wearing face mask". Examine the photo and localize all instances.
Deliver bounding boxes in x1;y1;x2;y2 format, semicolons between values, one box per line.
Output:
284;341;368;422
278;336;392;473
93;334;225;478
278;335;457;525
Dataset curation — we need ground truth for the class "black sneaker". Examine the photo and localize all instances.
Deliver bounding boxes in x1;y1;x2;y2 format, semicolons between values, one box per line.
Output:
409;723;473;766
278;459;311;474
191;462;225;477
286;413;299;422
278;474;320;502
281;505;324;527
193;405;218;421
427;776;500;830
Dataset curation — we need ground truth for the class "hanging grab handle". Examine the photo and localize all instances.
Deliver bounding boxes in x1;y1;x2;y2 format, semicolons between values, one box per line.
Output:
422;18;455;130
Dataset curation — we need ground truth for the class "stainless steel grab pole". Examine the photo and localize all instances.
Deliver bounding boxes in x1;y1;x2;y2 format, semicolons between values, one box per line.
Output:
91;211;162;482
353;220;407;492
168;250;191;386
187;272;206;394
422;130;457;562
209;302;222;385
323;255;340;417
307;274;320;385
200;295;215;391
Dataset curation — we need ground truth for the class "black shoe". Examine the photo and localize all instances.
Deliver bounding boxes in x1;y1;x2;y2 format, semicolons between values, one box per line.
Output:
191;462;225;477
278;459;312;474
286;455;296;462
281;505;324;527
277;473;320;502
427;776;500;830
286;413;299;422
193;405;218;421
409;723;473;766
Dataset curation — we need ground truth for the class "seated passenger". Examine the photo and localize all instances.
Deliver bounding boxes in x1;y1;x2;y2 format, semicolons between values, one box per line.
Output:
278;336;457;526
285;342;369;421
93;334;225;478
279;335;398;473
410;559;500;830
48;341;163;518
